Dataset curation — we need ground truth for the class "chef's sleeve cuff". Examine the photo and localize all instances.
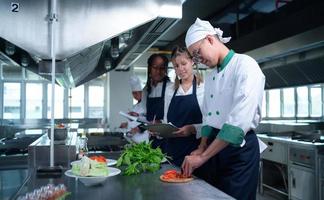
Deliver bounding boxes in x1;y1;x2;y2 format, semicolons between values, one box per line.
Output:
217;123;244;147
201;125;213;137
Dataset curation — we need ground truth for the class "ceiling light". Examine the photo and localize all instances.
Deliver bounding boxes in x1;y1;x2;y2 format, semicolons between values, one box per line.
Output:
21;56;29;67
110;37;119;59
5;41;15;56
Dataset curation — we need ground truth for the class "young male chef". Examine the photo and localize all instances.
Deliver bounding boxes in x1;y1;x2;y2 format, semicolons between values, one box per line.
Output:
181;18;266;200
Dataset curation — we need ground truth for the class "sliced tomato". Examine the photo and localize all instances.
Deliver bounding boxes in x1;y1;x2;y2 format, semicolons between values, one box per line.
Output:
163;170;177;175
162;174;176;180
89;156;106;163
90;156;97;160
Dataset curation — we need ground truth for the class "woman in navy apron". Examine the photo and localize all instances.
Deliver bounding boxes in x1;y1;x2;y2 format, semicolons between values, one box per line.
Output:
136;53;172;151
182;18;266;200
163;46;204;167
146;77;168;150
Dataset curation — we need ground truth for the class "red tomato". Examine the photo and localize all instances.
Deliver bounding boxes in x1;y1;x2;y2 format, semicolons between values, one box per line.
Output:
163;170;177;175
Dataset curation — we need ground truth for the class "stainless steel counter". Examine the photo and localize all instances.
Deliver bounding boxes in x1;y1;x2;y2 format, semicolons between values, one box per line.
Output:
13;164;234;200
0;169;28;200
258;133;324;200
258;133;324;148
28;133;77;171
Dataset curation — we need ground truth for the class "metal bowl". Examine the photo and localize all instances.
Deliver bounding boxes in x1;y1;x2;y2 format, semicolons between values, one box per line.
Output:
48;128;67;141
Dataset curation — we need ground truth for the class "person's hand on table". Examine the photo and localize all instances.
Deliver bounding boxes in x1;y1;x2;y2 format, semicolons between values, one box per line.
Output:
181;155;207;177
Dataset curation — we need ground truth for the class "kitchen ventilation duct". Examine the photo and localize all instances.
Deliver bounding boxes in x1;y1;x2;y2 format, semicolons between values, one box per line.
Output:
0;0;183;87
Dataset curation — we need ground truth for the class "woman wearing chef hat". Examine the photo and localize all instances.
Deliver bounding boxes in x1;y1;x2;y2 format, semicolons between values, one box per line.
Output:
122;75;150;143
131;54;173;151
181;18;266;200
162;46;204;167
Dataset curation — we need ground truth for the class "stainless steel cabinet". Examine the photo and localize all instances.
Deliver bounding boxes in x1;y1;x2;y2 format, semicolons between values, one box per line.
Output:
320;155;324;200
261;138;288;164
289;164;315;200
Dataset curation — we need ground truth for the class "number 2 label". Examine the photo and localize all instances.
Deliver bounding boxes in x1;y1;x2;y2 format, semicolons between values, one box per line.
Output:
11;2;19;12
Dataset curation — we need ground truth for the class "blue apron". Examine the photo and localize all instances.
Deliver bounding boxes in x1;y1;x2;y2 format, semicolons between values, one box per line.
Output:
146;79;168;150
166;77;201;167
199;129;260;200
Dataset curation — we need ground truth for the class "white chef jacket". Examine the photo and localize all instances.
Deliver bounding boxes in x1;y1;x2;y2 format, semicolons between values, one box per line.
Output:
137;81;174;117
203;51;265;147
126;102;148;143
163;81;204;138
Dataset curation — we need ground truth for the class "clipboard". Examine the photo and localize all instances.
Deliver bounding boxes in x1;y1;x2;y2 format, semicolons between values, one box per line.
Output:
142;123;179;138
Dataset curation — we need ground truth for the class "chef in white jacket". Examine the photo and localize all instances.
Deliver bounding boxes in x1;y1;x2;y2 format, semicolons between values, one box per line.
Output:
121;75;149;143
181;18;265;200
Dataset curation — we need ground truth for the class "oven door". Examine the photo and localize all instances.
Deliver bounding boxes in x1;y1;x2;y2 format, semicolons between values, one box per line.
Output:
289;164;315;200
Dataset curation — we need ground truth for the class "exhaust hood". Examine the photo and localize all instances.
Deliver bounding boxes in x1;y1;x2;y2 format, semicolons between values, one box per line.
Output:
0;0;183;87
246;25;324;89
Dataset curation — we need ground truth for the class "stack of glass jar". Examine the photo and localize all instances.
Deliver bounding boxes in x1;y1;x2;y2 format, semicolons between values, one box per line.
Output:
78;132;88;159
16;183;68;200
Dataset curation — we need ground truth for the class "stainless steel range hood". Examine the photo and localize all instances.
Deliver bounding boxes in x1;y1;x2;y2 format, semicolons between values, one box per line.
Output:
0;0;183;87
246;25;324;89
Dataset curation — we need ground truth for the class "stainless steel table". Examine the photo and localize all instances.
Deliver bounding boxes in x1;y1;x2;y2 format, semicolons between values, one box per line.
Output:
14;164;235;200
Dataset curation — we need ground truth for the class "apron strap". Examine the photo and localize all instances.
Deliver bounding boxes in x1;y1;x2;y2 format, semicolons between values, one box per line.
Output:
172;75;197;98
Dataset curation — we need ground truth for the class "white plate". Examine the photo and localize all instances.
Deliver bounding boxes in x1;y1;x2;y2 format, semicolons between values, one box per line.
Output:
107;159;117;166
71;159;117;166
65;167;121;186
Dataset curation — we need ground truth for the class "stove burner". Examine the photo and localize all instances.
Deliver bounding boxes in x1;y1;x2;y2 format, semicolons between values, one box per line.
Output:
0;136;39;155
291;132;324;143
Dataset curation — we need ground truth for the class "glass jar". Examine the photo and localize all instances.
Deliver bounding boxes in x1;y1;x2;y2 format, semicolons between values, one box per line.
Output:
78;133;88;159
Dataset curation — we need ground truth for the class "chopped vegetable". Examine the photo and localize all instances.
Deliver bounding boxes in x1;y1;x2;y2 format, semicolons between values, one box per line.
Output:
72;156;108;177
116;141;167;175
90;155;107;163
161;170;190;179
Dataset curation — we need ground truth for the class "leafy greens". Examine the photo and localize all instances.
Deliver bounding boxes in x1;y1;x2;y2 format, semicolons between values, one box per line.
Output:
117;142;166;175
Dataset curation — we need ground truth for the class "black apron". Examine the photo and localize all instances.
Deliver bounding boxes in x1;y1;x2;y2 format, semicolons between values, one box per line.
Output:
166;77;201;167
196;129;260;200
146;79;168;150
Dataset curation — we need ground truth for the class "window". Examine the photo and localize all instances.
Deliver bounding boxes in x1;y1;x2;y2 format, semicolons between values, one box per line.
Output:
283;88;295;117
26;83;43;118
268;89;280;117
297;86;308;117
69;85;84;118
310;86;322;117
3;82;20;119
88;85;104;118
47;84;64;119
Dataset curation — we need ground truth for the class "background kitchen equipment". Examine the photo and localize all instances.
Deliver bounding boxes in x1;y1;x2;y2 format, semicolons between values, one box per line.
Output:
47;127;68;141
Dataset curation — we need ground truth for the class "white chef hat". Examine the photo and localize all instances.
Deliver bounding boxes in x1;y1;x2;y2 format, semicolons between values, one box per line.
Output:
185;18;231;48
129;75;142;92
